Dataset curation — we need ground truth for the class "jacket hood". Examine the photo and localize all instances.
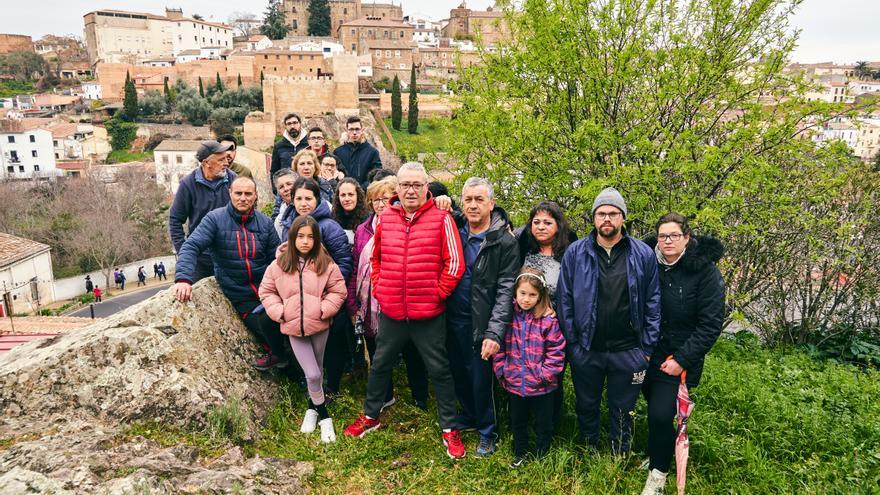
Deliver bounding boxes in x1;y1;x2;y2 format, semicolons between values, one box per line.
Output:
307;200;333;222
643;234;724;272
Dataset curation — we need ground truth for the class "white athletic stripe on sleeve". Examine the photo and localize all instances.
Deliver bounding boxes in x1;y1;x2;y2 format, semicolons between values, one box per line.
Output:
444;215;460;276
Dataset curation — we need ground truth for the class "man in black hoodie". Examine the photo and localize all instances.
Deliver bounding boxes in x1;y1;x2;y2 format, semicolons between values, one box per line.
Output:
270;113;309;191
333;116;382;188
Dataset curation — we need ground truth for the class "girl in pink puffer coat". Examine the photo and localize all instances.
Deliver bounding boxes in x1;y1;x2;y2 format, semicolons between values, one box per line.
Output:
260;215;347;443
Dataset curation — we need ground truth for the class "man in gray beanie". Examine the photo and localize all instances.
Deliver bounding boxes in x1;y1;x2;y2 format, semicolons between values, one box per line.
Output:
557;187;660;455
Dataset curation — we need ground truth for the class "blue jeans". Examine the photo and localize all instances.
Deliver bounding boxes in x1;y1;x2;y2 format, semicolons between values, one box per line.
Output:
446;319;497;438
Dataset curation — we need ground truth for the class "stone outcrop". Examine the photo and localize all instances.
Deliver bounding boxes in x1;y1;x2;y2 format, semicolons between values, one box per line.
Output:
0;279;309;494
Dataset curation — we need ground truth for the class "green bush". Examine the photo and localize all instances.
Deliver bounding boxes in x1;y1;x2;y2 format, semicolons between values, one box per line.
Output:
104;117;138;151
206;396;250;444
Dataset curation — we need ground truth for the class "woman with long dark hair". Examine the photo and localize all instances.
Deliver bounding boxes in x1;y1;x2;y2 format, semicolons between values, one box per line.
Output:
517;201;575;301
640;213;725;495
332;178;370;243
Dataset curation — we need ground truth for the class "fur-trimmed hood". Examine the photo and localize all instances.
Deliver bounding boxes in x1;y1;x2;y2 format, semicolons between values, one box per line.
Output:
643;235;724;272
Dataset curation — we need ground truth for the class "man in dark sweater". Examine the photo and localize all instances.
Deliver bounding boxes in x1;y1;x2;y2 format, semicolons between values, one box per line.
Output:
168;140;236;282
269;113;309;192
333;116;382;188
558;187;660;455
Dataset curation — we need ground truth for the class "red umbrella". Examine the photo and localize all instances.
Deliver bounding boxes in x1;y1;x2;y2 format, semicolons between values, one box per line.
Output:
669;357;695;495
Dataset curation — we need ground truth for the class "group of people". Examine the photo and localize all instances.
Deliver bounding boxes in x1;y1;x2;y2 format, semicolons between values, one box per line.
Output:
167;116;724;495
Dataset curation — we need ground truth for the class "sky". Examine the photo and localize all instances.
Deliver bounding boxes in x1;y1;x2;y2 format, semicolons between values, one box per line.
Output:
1;0;877;64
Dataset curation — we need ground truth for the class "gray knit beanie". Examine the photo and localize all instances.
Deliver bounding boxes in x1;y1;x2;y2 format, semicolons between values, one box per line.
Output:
591;187;627;218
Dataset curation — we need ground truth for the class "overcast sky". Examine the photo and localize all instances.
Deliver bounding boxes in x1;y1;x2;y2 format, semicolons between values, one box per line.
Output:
1;0;877;64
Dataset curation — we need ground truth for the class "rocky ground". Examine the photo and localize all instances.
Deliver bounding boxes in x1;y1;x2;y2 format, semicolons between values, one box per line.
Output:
0;279;310;494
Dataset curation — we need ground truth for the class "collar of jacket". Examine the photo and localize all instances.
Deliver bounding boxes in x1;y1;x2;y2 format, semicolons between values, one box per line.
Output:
387;192;436;220
194;167;231;189
227;202;255;225
284;129;306;146
586;227;631;258
456;206;512;246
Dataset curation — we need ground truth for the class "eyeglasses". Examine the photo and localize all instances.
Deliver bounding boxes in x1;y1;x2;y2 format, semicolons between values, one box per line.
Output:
372;197;392;206
595;211;622;220
347;127;363;132
659;233;684;242
398;182;425;191
285;121;300;126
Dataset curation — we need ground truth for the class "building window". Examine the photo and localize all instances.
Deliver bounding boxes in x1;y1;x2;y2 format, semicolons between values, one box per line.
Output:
400;64;406;69
298;55;303;60
385;50;391;57
53;140;58;146
293;20;298;29
395;50;400;57
18;166;24;172
6;166;12;173
400;31;404;38
31;150;37;157
376;51;381;58
55;153;59;159
351;29;356;35
351;43;356;50
34;165;39;171
8;136;14;143
162;155;169;164
194;36;198;42
344;8;347;14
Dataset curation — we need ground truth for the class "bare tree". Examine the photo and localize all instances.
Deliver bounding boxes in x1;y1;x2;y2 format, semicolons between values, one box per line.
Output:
228;12;259;36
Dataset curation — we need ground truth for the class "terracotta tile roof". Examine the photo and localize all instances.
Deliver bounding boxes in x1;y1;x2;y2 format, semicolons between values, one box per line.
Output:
48;123;78;138
0;232;50;270
56;161;88;170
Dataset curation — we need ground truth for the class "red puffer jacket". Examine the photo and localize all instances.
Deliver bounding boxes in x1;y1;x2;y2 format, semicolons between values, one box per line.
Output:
371;195;465;321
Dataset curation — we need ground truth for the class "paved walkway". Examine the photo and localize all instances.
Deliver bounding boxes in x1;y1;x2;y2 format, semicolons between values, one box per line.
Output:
70;282;172;318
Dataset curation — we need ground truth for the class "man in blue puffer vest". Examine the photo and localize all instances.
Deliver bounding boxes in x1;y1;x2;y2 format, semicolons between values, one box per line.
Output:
558;187;661;455
173;177;289;371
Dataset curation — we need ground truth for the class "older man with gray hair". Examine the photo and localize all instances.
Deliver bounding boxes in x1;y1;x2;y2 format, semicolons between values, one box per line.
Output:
343;162;468;459
445;176;520;457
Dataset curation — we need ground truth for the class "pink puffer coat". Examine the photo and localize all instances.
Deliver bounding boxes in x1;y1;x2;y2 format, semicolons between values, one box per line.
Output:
259;259;347;337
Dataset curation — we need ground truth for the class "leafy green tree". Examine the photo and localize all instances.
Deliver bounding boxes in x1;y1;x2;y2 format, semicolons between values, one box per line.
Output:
0;51;49;81
122;71;138;121
450;0;879;339
854;61;872;80
308;0;331;36
210;86;263;112
209;108;237;138
391;75;402;130
198;76;205;98
138;90;167;115
176;89;212;126
261;0;291;40
407;65;418;134
105;117;138;151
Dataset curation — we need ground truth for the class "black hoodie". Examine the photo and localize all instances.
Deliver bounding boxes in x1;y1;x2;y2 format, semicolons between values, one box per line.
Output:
643;235;725;386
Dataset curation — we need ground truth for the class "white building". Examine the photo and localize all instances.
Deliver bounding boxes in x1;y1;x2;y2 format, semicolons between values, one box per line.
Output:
0;232;55;316
848;80;880;97
811;121;858;149
413;28;439;46
243;34;272;51
153;139;201;194
290;40;345;58
175;49;201;64
0;124;58;180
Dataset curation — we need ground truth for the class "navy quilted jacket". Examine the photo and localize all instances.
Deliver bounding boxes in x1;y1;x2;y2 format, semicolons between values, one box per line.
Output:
279;200;353;281
175;203;281;314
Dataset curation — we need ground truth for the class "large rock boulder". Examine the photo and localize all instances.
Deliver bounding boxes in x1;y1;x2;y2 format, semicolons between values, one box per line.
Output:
0;279;309;494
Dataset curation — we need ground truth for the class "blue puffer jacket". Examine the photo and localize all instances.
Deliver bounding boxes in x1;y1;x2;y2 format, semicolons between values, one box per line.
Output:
279;200;354;281
557;230;661;357
175;203;281;314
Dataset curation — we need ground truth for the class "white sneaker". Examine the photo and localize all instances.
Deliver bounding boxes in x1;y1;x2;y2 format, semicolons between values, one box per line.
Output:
380;397;396;412
300;409;319;434
319;417;336;443
641;468;667;495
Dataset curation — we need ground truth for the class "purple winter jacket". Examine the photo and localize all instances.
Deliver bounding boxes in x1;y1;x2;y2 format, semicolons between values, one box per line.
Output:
346;214;375;332
493;303;566;397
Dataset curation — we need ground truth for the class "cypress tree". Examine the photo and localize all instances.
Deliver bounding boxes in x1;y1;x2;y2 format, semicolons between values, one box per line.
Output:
198;76;205;98
163;77;172;107
215;72;224;93
122;71;138;121
391;75;402;131
308;0;332;36
407;65;419;134
237;73;243;87
260;70;265;84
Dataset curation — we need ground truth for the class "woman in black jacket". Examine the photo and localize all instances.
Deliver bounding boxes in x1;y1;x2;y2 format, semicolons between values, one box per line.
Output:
640;213;725;495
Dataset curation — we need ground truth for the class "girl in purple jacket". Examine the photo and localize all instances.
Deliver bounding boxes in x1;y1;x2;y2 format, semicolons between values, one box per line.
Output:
493;269;566;468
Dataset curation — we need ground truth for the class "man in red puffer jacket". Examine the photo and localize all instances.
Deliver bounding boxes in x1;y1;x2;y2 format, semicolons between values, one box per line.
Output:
343;162;467;459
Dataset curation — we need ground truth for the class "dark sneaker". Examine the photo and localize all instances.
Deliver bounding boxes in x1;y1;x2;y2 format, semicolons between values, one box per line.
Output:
474;434;497;458
442;430;466;459
413;398;428;411
252;353;288;371
509;456;527;469
343;415;381;438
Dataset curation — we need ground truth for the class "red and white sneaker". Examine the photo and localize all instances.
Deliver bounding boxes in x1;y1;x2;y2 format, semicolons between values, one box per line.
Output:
343;415;381;438
442;430;466;459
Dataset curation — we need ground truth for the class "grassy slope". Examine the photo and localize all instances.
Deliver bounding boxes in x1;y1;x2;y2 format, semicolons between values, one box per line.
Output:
122;335;880;494
382;117;449;158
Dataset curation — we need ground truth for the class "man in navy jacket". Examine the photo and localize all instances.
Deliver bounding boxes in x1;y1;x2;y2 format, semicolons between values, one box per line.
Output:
173;177;288;371
558;187;660;455
333;116;382;188
168;140;236;282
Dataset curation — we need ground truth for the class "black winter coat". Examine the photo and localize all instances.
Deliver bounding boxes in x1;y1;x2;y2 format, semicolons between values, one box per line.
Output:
643;235;725;386
270;135;309;192
333;141;382;188
452;207;521;346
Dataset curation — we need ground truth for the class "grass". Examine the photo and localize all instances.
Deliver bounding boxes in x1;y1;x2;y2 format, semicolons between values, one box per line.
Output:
117;334;880;494
382;117;450;161
106;149;151;164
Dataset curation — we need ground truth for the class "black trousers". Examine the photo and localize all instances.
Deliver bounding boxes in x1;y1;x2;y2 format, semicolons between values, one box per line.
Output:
446;319;497;437
364;313;457;428
366;334;428;403
508;392;554;458
569;347;648;454
242;311;288;358
644;369;684;473
323;313;353;394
